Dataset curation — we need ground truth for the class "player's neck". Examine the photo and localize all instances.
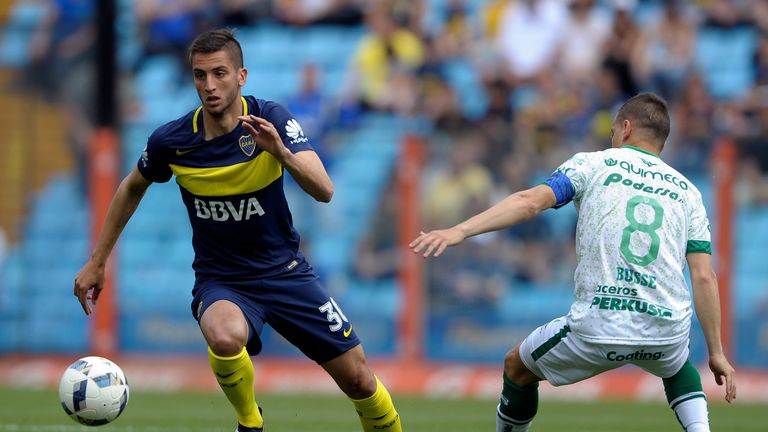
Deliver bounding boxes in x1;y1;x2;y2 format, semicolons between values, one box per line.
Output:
202;97;243;141
620;142;660;157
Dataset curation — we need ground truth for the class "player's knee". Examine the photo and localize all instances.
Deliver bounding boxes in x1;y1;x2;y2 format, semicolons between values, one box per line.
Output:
503;347;534;386
207;332;246;357
503;349;519;377
341;368;377;399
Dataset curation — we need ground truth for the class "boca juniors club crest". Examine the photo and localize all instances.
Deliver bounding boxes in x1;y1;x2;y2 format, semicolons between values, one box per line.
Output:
239;134;256;157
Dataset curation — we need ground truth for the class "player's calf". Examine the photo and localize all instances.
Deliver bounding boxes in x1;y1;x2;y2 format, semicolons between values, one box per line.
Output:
496;373;538;432
350;376;402;432
497;347;540;432
663;360;709;432
322;346;401;431
209;347;264;430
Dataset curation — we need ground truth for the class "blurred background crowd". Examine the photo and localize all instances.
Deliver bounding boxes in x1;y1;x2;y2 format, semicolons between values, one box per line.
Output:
0;0;767;366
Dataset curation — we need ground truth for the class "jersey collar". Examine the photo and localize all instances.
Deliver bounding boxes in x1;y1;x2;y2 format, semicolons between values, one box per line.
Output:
192;96;249;134
622;145;660;158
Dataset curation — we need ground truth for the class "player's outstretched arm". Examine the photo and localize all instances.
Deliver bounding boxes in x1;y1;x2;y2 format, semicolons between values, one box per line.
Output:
410;184;556;258
74;167;152;315
279;150;333;202
687;252;737;403
239;115;333;202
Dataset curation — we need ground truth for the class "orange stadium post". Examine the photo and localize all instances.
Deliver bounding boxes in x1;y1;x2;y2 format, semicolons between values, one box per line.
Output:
89;128;119;358
397;135;425;362
713;137;736;358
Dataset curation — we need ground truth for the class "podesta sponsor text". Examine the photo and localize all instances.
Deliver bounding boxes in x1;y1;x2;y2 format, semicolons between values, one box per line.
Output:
603;172;684;202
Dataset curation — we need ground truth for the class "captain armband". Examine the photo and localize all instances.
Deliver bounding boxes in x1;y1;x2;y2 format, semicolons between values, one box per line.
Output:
543;171;575;209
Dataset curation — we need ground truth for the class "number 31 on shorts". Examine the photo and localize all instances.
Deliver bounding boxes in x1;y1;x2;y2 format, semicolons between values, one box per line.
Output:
319;298;349;332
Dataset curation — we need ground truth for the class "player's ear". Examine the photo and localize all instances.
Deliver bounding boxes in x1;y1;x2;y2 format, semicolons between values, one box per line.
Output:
622;119;632;142
239;67;247;87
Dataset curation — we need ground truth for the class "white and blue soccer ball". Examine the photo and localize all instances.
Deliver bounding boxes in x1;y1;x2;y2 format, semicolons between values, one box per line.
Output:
58;356;129;426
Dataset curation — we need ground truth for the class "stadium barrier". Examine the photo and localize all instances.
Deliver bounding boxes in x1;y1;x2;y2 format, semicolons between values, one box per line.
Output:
0;355;765;403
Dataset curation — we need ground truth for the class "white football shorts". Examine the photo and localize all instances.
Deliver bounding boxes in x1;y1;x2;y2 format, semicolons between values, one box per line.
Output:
519;316;689;386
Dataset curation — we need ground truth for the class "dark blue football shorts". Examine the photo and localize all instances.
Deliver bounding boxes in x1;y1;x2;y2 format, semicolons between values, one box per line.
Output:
190;260;360;364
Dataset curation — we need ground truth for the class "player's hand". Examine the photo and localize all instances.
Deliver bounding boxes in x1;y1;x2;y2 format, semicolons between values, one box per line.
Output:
238;115;290;161
709;352;736;403
409;227;466;258
73;260;105;316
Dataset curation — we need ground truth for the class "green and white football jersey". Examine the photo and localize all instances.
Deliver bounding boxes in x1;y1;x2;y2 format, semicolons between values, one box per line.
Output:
550;146;711;345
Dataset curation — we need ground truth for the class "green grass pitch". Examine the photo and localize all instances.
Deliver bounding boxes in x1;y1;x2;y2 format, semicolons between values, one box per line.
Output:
0;386;764;431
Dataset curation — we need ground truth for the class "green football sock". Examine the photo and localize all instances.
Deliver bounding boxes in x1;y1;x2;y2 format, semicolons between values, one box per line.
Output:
663;360;708;431
496;373;538;432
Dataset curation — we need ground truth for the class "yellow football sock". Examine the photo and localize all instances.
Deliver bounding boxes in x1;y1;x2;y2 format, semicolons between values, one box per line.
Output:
350;376;402;432
208;347;263;429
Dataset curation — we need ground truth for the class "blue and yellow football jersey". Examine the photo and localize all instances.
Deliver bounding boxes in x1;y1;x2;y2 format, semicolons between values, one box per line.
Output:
137;96;314;279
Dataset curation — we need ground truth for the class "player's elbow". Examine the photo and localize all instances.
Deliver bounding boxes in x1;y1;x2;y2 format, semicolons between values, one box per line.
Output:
523;200;541;220
315;184;334;203
691;268;717;288
515;191;544;220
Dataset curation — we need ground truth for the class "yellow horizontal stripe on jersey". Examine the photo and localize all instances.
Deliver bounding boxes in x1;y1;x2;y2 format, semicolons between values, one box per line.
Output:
170;151;282;196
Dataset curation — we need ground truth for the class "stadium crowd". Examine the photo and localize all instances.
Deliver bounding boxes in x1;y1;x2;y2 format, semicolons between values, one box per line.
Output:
345;0;768;310
16;0;768;310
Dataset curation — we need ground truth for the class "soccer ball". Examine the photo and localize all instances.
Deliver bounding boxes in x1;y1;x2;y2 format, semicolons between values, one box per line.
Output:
58;356;129;426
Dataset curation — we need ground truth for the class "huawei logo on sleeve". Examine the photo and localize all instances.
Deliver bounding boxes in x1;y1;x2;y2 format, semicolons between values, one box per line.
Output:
285;119;308;144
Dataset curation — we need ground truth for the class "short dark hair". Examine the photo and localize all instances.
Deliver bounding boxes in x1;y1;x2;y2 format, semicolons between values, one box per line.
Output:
188;29;243;69
615;92;671;145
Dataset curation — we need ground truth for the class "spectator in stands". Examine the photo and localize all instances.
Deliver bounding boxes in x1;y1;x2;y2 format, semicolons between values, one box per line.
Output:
601;0;641;98
26;0;95;100
701;0;752;29
285;63;333;166
519;72;583;154
423;131;492;228
753;33;768;85
385;0;426;35
217;0;272;27
736;87;768;206
479;78;513;126
587;63;626;143
417;38;471;132
273;0;364;27
350;6;424;112
749;0;768;33
635;0;697;99
135;0;212;71
491;155;561;284
426;238;509;308
736;157;768;206
432;0;473;59
354;178;399;281
422;154;512;308
557;0;612;87
26;0;96;192
475;78;514;166
421;76;469;132
667;74;716;173
495;0;567;87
